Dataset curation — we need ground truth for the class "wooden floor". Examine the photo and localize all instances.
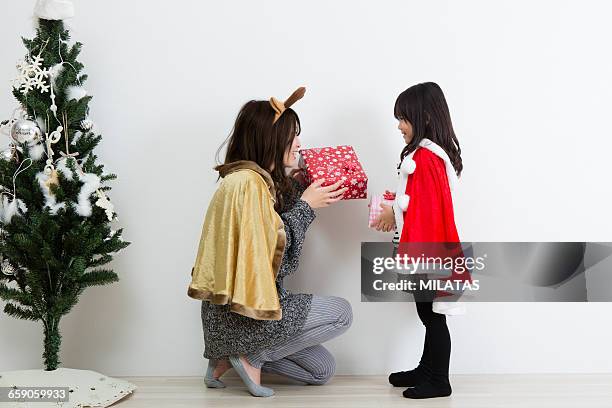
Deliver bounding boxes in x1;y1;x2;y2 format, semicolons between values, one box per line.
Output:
112;374;612;408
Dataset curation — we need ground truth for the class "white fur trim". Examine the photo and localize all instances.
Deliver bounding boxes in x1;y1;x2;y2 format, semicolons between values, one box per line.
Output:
28;142;45;161
399;157;416;175
66;85;87;101
392;200;404;234
419;139;458;191
432;301;466;315
397;194;410;211
73;172;100;217
47;63;64;83
0;196;27;224
394;153;418;215
34;0;75;20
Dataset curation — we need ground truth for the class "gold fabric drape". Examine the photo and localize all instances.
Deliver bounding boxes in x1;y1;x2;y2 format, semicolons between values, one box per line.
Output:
187;161;286;320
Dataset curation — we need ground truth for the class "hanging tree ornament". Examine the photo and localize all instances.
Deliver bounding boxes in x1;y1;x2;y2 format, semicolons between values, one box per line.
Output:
10;119;42;144
95;189;114;221
13;54;50;96
49;83;58;116
36;168;66;215
44;125;63;174
1;258;17;276
1;158;31;224
44;168;59;189
56;112;79;171
0;118;16;139
1;143;18;162
1;107;29;137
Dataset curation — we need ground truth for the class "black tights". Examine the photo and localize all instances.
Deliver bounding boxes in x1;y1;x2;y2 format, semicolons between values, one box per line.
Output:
414;293;451;385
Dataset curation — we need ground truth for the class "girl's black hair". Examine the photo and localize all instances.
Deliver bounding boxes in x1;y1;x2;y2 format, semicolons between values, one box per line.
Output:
394;82;463;176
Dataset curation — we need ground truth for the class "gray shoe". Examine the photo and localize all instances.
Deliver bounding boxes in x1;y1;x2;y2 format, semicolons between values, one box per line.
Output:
204;359;226;388
228;355;274;397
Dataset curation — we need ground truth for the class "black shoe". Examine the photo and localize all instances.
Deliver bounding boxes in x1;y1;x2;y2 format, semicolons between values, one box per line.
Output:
388;367;429;387
402;380;452;399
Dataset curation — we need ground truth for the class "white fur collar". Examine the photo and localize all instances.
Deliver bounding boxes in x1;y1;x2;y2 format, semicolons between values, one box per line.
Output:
399;138;458;191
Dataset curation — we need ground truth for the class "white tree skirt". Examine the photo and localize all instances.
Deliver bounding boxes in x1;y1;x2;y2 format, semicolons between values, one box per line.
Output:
0;368;136;407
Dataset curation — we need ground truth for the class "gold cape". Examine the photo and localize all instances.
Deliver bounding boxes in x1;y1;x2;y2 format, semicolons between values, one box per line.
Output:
187;160;286;320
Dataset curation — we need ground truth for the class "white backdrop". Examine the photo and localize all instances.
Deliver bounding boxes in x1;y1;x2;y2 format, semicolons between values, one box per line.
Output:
1;0;612;376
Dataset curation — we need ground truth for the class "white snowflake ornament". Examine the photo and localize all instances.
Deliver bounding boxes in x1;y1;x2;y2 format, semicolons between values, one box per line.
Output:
13;54;51;95
95;190;115;221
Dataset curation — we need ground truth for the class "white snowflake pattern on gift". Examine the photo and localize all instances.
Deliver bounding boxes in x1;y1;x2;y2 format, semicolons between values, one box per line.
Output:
300;145;368;199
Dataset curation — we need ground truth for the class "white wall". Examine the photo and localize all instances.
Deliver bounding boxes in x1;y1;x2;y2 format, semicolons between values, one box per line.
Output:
1;0;612;376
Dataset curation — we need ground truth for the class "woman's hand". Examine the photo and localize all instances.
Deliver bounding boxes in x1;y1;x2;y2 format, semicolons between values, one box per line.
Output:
374;204;395;232
301;179;348;209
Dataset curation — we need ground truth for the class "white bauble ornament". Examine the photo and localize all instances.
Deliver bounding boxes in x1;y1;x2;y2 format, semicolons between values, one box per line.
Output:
35;116;47;133
1;259;16;276
11;120;42;144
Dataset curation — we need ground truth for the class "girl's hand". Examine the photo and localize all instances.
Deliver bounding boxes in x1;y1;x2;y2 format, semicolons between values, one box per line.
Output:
301;179;348;209
374;204;395;232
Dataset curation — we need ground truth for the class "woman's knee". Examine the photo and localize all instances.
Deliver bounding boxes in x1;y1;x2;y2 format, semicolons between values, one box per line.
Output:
309;350;336;385
331;296;353;329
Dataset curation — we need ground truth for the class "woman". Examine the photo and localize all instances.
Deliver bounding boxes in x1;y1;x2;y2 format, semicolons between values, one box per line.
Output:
188;88;353;397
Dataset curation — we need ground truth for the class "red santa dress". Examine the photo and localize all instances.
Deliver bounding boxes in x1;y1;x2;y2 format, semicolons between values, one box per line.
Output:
392;138;470;315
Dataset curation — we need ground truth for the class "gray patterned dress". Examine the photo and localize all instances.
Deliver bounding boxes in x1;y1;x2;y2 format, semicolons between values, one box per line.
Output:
201;180;315;359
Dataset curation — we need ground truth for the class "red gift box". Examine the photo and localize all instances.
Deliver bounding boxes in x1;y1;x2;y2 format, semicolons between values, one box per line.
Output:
299;145;368;200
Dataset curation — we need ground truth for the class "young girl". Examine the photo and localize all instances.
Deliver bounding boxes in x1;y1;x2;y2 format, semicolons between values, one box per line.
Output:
188;88;353;397
373;82;464;399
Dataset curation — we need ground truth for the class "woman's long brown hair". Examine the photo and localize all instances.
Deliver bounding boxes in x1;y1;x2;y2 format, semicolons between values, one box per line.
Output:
216;100;300;211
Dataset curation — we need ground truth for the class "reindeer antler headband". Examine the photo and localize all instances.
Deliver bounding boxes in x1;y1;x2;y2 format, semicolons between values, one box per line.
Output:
269;87;306;124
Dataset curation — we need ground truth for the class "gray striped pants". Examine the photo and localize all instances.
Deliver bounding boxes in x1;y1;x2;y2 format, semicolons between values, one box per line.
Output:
247;295;353;385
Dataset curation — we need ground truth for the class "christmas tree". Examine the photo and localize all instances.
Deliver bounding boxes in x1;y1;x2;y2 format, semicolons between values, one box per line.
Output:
0;15;129;370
